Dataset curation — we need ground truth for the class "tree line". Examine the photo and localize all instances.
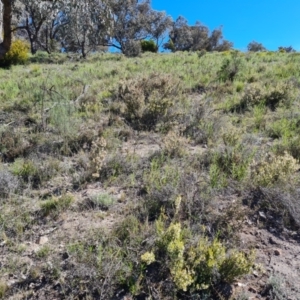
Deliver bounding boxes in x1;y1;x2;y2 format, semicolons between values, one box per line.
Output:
0;0;235;59
0;0;296;60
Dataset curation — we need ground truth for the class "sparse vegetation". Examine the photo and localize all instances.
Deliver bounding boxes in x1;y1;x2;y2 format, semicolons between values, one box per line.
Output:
1;50;300;299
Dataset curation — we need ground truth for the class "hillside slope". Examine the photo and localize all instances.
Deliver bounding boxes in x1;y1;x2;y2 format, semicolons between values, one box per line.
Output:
1;51;300;299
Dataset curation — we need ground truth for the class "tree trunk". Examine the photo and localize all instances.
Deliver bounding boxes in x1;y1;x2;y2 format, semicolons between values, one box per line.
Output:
0;0;12;59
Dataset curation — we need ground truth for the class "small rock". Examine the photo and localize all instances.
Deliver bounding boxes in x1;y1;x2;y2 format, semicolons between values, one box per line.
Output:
235;282;246;287
274;249;281;256
269;237;277;245
21;274;27;280
29;283;35;289
62;252;69;260
47;261;53;270
38;236;49;245
253;271;259;277
259;211;266;219
248;286;257;293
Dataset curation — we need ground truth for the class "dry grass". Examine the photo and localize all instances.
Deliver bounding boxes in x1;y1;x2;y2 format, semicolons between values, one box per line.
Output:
1;50;300;299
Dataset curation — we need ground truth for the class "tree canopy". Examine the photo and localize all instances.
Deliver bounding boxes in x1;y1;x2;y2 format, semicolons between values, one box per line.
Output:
0;0;235;59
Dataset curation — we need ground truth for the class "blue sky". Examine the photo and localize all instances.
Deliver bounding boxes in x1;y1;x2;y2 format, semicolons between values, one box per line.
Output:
152;0;300;51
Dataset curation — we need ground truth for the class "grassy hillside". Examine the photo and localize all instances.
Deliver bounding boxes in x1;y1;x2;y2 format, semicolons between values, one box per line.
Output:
1;50;300;299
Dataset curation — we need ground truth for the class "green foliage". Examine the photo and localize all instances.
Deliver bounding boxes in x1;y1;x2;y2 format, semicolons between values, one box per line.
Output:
2;50;300;299
36;245;51;258
267;118;298;140
0;281;8;299
10;158;39;182
30;51;68;64
163;39;175;52
0;40;29;68
209;133;254;187
144;155;180;194
234;81;293;112
90;193;115;210
197;49;206;58
218;51;244;82
141;40;158;53
40;193;74;216
113;215;140;242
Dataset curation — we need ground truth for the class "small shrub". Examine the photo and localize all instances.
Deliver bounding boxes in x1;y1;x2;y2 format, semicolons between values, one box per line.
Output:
153;215;255;292
141;251;156;265
250;151;299;187
89;137;107;178
163;130;187;158
262;274;288;300
0;169;19;199
36;245;51;258
115;73;179;130
40;193;74;216
218;51;244;82
0;128;31;161
266;118;297;140
30;51;68;64
141;40;158;53
237;81;292;112
144;155;180;194
0;39;29;68
113;215;140;242
264;81;293;110
0;281;8;299
123;40;142;57
240;83;265;109
197;49;206;58
279;136;300;160
10;158;39;183
235;81;244;93
90;193;115;210
209;142;254;187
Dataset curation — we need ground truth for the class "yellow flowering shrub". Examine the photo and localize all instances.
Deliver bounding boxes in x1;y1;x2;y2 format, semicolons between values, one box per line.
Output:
140;252;155;265
0;39;29;67
153;213;255;292
250;151;299;186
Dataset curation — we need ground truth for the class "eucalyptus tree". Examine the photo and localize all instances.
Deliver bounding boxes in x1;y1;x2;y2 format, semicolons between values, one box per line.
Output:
147;10;172;48
164;16;232;52
60;0;112;58
247;41;266;52
105;0;171;56
0;0;13;59
205;27;233;52
163;17;203;52
14;0;68;54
